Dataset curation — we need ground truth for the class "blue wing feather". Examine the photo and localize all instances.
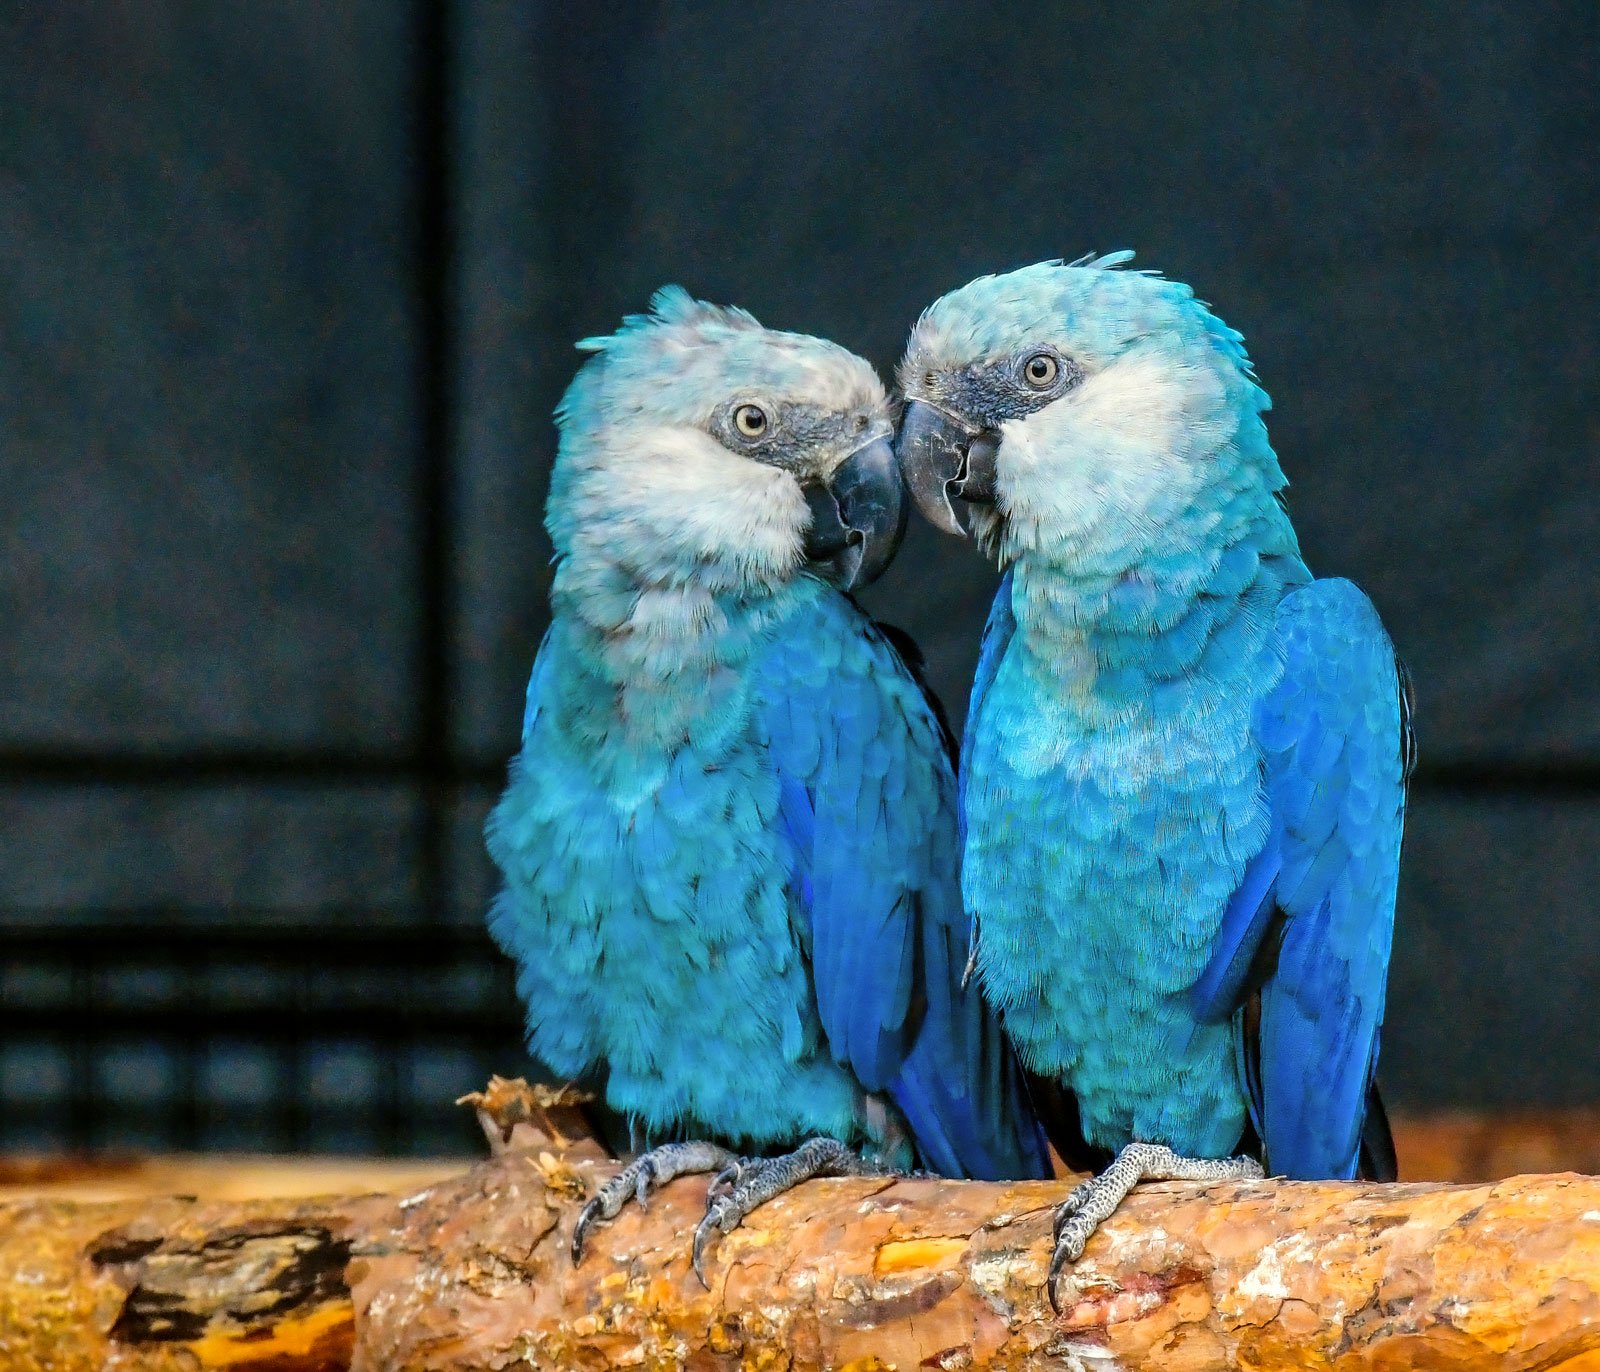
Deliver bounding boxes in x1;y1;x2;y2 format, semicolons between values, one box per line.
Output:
1190;848;1280;1023
1197;578;1406;1179
961;568;1016;841
752;587;1051;1180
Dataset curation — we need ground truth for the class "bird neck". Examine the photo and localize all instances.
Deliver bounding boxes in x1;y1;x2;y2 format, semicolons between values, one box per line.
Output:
1005;469;1309;718
545;545;810;759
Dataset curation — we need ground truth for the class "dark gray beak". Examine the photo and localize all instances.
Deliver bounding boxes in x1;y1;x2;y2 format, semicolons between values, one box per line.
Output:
800;435;907;591
895;399;999;538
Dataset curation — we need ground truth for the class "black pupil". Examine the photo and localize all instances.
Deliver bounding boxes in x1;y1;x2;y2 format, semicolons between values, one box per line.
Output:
742;408;764;431
1030;358;1050;380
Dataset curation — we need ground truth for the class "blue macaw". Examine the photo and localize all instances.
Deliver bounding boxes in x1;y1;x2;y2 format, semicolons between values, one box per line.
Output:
895;255;1411;1294
487;288;1051;1279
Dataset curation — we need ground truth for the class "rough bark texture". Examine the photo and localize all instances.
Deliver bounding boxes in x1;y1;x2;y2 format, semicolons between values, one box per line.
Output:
5;1141;1600;1370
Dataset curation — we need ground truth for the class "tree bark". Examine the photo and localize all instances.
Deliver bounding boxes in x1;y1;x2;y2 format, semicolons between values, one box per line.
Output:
5;1138;1600;1370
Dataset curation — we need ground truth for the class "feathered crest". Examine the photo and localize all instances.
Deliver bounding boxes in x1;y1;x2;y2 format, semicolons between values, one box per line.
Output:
1065;249;1138;270
575;285;762;354
909;251;1143;340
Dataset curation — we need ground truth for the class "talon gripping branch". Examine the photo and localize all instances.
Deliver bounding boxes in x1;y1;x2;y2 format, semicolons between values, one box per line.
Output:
896;255;1410;1293
485;290;1051;1276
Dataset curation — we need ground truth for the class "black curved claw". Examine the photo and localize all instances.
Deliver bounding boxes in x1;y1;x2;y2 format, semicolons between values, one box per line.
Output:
573;1156;660;1264
706;1158;746;1201
570;1140;744;1269
1051;1176;1096;1244
571;1196;603;1265
1047;1237;1072;1315
691;1196;736;1289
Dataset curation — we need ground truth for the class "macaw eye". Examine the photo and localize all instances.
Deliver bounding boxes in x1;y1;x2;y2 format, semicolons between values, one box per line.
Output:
1022;352;1060;389
733;404;770;439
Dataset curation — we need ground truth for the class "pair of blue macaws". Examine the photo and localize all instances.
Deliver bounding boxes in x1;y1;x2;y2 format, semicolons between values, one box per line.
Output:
486;255;1411;1295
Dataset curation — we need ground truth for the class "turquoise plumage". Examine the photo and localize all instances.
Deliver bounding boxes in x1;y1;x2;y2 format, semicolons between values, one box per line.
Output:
895;255;1410;1283
486;289;1049;1269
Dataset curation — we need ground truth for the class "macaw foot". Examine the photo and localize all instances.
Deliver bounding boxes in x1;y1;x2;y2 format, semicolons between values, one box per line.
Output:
571;1140;742;1264
1047;1142;1264;1310
691;1136;887;1286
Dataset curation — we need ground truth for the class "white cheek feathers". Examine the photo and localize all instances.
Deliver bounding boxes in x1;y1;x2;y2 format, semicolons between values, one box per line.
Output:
993;348;1230;561
569;427;807;590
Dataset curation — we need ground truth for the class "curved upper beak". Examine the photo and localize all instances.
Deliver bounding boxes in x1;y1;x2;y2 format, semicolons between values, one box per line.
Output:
895;400;999;538
800;435;907;591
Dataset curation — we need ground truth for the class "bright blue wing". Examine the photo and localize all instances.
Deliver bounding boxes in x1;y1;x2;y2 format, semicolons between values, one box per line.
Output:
1195;578;1409;1179
752;588;1051;1180
1188;848;1281;1023
960;568;1016;842
755;601;917;1092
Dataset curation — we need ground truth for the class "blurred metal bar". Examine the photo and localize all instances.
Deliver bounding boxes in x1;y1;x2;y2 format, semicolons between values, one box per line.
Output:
0;910;525;1154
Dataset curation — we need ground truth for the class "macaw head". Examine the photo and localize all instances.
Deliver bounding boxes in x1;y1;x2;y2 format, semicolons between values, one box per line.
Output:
895;253;1276;562
548;287;903;594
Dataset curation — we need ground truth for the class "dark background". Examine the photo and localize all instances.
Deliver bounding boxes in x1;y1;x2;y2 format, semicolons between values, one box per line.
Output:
2;3;1596;1156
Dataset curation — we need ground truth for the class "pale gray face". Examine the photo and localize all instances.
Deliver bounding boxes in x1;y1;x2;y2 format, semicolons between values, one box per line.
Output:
896;258;1262;549
707;393;881;477
903;344;1086;434
897;340;1090;536
551;289;906;591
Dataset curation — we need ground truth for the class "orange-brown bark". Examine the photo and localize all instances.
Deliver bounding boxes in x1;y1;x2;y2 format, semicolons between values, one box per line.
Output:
0;1187;385;1372
5;1139;1600;1370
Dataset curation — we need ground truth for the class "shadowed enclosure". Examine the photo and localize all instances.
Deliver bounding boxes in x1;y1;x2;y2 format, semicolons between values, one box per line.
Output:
1;2;1596;1154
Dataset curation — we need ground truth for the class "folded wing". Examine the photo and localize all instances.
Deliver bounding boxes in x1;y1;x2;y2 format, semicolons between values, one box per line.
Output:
1193;578;1410;1179
754;590;1052;1180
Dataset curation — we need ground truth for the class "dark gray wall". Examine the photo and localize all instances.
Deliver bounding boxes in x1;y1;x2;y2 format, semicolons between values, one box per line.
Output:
2;1;1597;1152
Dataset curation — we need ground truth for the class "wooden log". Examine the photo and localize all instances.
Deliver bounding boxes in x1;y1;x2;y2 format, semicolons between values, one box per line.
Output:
0;1153;469;1204
5;1141;1600;1370
0;1187;384;1372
